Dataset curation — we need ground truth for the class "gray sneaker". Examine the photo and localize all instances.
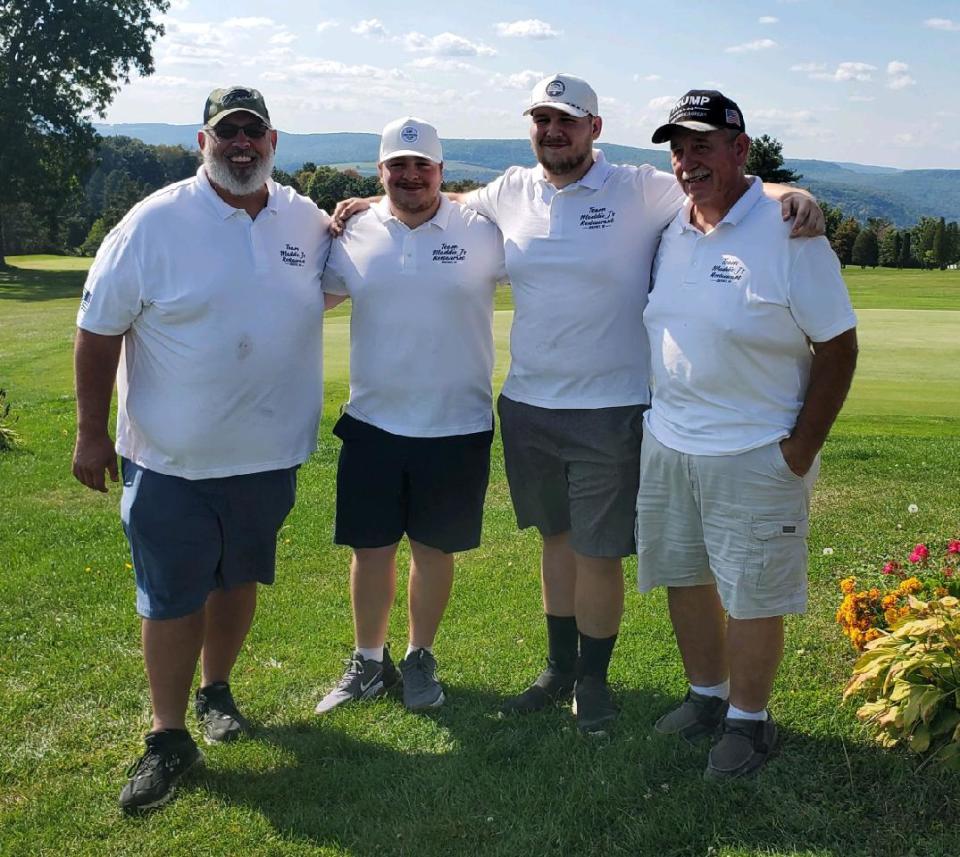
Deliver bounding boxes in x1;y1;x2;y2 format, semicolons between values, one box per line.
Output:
705;714;779;781
400;648;444;710
654;689;728;741
315;649;400;714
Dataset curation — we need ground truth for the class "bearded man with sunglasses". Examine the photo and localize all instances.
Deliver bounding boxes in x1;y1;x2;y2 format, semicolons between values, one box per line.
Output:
73;86;331;813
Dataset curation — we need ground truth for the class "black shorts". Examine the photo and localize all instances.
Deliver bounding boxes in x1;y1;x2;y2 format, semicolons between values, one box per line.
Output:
333;413;494;554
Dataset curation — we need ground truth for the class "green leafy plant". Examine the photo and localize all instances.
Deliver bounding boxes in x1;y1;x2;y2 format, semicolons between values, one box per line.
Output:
844;594;960;769
0;387;21;450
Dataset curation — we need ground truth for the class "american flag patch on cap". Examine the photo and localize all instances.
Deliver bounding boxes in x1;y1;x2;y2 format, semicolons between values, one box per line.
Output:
725;109;741;126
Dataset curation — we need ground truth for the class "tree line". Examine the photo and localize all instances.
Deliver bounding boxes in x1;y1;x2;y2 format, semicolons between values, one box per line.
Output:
3;132;957;270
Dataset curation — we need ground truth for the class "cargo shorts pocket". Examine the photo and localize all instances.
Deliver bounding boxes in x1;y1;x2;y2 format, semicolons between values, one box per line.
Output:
743;517;810;606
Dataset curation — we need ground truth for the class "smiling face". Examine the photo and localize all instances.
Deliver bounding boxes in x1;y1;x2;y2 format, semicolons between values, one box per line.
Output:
198;110;278;198
670;128;751;224
378;155;443;218
528;106;602;181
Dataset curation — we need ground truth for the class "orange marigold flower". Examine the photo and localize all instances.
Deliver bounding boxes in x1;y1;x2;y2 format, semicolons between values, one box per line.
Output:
884;608;900;624
898;577;922;594
840;578;856;594
881;594;898;609
864;629;881;642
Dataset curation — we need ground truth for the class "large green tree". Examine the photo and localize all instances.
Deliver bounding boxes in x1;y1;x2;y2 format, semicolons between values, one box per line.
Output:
0;0;168;267
851;228;879;268
745;134;802;184
831;217;861;268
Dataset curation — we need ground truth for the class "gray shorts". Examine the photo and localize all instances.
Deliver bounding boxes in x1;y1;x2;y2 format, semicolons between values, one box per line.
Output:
120;459;298;620
635;433;819;620
497;395;645;558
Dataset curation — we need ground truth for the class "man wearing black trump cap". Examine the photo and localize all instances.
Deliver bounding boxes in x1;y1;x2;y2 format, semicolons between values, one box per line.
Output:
74;85;332;811
637;89;857;779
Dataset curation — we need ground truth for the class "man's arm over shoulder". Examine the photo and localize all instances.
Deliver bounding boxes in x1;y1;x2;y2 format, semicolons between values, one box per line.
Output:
761;182;823;238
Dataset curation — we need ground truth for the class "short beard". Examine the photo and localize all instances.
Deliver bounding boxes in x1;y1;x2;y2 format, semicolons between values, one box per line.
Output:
533;145;590;177
202;134;275;197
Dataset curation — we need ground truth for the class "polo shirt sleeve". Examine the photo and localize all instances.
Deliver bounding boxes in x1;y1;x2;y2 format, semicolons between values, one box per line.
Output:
320;239;349;296
463;173;506;224
787;237;857;343
640;167;686;227
76;225;145;335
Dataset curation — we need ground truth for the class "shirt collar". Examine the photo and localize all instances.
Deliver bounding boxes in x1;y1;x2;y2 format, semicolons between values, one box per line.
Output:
679;175;762;233
373;194;451;231
534;148;612;191
197;165;278;220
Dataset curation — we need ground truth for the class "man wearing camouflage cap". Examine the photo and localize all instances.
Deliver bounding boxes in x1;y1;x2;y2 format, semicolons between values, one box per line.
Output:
73;86;332;812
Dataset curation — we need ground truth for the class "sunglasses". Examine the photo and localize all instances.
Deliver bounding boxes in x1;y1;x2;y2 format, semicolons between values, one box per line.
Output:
208;122;270;140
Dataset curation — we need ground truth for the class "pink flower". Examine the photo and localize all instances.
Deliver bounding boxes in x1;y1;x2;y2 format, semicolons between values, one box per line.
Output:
945;568;955;578
909;544;930;564
882;561;899;575
947;540;960;555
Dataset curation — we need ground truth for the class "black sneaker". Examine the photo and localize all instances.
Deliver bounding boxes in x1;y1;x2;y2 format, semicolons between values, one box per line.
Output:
705;714;779;781
498;660;576;716
315;648;401;714
118;729;203;814
195;681;252;744
654;689;728;741
399;648;445;710
572;675;618;736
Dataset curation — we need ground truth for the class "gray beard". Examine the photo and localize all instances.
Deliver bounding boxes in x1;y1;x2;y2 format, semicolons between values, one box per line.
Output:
202;144;275;197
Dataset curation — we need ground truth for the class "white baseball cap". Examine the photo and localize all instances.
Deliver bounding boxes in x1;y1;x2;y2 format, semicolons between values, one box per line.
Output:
524;73;599;118
379;117;443;164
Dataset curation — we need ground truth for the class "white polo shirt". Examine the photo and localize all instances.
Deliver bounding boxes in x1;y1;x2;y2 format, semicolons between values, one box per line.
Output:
322;196;505;438
644;177;857;456
77;167;331;479
465;150;685;409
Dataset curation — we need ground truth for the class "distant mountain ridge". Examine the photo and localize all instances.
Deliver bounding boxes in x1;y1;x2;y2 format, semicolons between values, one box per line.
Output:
95;123;960;227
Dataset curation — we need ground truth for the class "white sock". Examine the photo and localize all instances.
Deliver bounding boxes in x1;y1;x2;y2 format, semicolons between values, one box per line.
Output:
690;680;730;699
356;646;383;662
405;644;432;658
726;704;768;721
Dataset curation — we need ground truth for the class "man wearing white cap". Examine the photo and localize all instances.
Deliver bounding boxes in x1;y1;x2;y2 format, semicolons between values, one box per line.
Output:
333;75;823;736
315;118;506;714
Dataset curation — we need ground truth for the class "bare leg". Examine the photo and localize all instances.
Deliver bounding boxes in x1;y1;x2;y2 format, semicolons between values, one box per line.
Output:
352;543;399;649
200;582;257;686
574;553;624;638
408;539;455;649
143;611;204;732
726;615;784;712
666;584;728;687
541;532;576;616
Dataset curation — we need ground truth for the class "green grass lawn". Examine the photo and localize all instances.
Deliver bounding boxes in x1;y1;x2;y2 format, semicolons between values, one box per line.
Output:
1;257;959;856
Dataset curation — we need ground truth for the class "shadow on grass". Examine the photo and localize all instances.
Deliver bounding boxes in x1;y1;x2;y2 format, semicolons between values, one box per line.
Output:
190;685;959;857
0;267;87;302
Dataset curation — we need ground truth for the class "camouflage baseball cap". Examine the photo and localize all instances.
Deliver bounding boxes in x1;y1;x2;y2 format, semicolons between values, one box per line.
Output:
203;86;271;128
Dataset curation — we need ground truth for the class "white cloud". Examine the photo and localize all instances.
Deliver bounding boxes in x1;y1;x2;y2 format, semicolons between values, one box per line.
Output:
790;62;827;72
402;31;496;57
923;18;960;31
848;95;875;102
648;95;678;110
495;19;561;39
288;60;405;81
410;57;482;74
753;108;813;122
809;61;877;82
260;71;288;82
886;60;915;90
352;18;389;38
634;73;661;82
725;38;777;53
316;20;338;34
223;17;275;30
758;16;779;24
492;69;544;90
894;132;916;144
270;32;298;46
143;75;193;88
168;0;190;9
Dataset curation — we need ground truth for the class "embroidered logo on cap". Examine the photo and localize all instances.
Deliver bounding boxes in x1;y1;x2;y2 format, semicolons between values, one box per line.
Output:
545;80;566;96
400;125;419;143
725;109;741;127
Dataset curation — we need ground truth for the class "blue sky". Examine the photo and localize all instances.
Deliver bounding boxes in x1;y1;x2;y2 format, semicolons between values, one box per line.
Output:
103;0;960;169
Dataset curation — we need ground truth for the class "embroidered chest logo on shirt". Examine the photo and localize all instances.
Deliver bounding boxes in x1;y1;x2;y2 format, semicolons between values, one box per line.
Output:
432;243;467;264
280;243;306;267
709;255;747;284
579;206;616;230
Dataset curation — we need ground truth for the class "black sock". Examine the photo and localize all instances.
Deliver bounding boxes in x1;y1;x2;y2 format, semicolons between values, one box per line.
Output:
545;614;578;674
579;632;617;682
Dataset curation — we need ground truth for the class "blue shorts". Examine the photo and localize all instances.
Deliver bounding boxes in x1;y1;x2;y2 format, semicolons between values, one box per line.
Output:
120;459;298;620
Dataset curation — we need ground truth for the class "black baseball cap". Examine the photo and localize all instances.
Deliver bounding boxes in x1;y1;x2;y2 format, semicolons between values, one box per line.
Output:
651;90;745;143
203;86;271;128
